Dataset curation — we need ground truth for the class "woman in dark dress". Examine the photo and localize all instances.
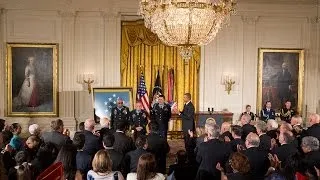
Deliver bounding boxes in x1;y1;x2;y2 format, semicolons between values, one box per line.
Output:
216;152;251;180
241;105;255;121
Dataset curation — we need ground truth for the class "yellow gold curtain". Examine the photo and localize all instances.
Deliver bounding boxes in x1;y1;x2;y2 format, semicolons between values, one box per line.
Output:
120;20;201;112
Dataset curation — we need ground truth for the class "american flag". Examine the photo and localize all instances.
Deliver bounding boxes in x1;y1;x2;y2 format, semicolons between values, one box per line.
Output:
137;72;150;114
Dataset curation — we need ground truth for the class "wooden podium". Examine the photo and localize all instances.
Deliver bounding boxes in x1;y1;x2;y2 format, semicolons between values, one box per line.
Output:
168;111;233;139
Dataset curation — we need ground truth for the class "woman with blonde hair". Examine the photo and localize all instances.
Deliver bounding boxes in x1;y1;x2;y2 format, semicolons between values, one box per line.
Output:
87;150;124;180
127;153;165;180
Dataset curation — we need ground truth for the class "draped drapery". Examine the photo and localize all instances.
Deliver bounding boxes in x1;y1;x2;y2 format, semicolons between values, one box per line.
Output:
120;20;201;112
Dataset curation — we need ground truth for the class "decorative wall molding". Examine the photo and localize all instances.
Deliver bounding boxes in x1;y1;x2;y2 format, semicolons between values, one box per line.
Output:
241;16;260;25
307;16;320;24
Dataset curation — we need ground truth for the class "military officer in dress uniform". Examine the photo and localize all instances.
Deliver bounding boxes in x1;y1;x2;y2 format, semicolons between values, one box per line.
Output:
110;98;130;130
150;95;171;138
260;101;276;122
280;100;296;123
130;101;148;140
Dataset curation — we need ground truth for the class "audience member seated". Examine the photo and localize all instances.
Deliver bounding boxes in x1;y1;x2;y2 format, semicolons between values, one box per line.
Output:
127;153;165;180
102;133;124;172
255;120;271;152
272;132;297;165
30;142;58;177
28;124;41;137
24;135;41;162
41;119;72;150
73;132;92;178
220;122;233;142
83;119;101;156
113;121;135;155
230;125;245;152
168;150;197;180
87;150;124;180
242;132;270;180
216;152;251;180
8;151;33;180
124;135;148;173
304;113;320;141
240;114;256;140
147;122;170;174
196;123;231;180
55;144;81;180
98;117;112;143
9;123;23;152
301;136;320;177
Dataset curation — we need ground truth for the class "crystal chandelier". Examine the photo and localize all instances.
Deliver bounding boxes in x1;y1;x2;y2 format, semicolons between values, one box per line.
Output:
139;0;236;60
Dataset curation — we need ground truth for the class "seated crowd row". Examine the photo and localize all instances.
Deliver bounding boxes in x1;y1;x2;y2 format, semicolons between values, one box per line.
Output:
0;113;318;180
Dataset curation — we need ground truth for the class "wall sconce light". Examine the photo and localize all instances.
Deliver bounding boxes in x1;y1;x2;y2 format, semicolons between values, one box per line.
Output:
221;74;236;95
77;73;95;94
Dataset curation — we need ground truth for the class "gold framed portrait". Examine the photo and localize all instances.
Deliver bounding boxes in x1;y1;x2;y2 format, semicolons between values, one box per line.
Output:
257;48;304;114
6;43;59;117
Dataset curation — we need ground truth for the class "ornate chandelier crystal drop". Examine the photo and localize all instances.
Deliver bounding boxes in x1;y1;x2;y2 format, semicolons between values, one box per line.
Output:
139;0;236;60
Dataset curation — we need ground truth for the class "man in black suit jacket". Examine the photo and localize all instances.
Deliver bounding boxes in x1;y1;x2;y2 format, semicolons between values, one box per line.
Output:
175;93;195;151
301;136;320;176
273;132;297;165
304;113;320;141
83;119;101;156
113;121;135;155
169;150;198;180
255;120;271;152
243;133;270;180
73;132;92;177
230;125;245;152
124;136;148;174
41;119;72;150
240;114;257;140
147;122;170;174
103;133;124;172
196;123;231;180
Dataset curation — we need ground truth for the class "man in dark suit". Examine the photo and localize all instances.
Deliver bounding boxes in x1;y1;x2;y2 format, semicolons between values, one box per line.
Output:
110;98;130;130
147;122;170;174
41;119;72;150
301;136;320;176
103;133;124;171
96;117;113;144
196;123;231;180
260;101;276;122
230;125;245;152
124;136;148;174
275;62;293;106
175;93;195;151
73;132;92;177
83;119;101;156
255;120;271;152
169;150;198;180
243;133;270;180
150;95;171;138
240;114;256;140
304;113;320;141
130;101;148;140
113;121;135;155
273;132;297;165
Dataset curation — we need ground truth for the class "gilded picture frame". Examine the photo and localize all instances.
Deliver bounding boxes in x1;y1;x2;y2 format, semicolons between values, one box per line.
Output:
6;43;59;117
92;87;133;121
257;48;304;115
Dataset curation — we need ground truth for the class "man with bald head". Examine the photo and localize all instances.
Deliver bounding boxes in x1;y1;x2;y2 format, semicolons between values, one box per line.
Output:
83;119;101;155
240;113;256;140
304;113;320;141
243;132;270;180
110;98;130;130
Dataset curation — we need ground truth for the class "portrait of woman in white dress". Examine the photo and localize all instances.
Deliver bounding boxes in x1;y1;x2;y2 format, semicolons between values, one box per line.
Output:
7;43;58;116
14;56;39;108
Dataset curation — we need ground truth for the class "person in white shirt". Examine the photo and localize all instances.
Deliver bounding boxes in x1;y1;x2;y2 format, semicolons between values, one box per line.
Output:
126;153;165;180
